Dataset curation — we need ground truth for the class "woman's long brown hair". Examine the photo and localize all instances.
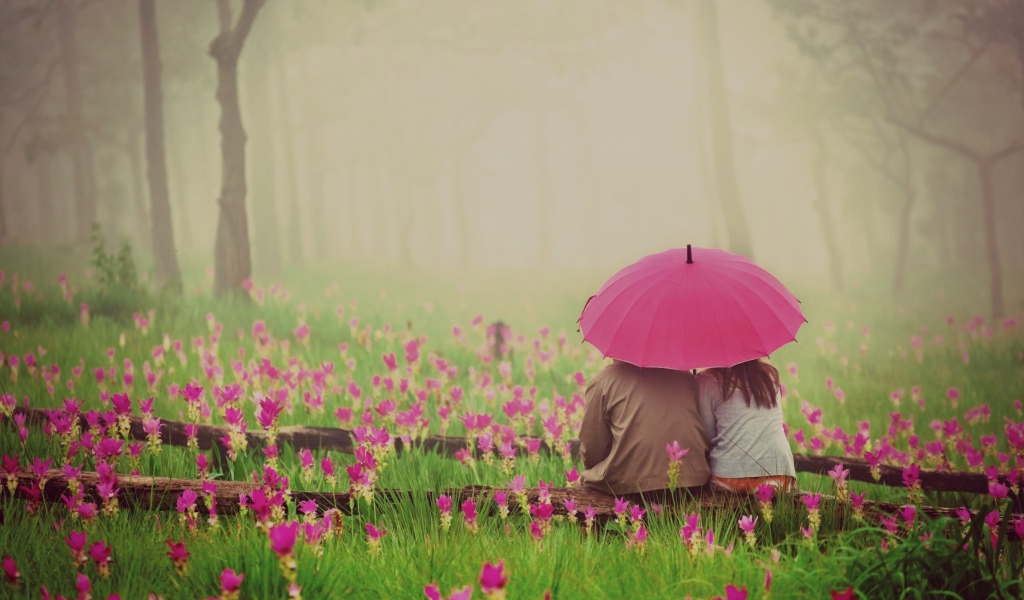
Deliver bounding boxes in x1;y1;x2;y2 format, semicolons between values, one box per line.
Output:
705;359;781;410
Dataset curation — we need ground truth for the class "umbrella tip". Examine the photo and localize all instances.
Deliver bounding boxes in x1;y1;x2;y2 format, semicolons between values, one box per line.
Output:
686;244;693;264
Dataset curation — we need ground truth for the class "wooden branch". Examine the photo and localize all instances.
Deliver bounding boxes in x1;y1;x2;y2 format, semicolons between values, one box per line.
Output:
16;408;1018;503
209;0;265;61
918;38;992;125
11;470;1021;540
888;115;981;161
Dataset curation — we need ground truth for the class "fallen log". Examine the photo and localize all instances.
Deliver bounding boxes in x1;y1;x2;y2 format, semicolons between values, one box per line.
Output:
10;469;1021;542
15;407;1017;504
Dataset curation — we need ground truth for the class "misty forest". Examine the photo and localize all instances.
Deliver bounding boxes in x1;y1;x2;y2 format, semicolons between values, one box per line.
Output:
0;1;1023;599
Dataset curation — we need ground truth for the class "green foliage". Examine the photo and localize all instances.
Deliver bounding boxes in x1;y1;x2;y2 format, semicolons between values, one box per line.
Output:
90;222;139;293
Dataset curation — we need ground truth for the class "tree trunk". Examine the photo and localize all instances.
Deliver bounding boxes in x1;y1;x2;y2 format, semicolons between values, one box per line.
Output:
272;57;303;266
534;105;552;266
138;0;181;289
210;0;264;298
891;183;915;295
0;158;7;243
56;0;97;244
694;0;754;258
978;161;1004;319
126;131;149;254
810;129;843;292
244;23;281;276
35;154;57;244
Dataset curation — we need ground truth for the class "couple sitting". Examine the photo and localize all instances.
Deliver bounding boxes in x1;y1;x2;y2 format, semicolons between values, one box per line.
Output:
579;358;795;495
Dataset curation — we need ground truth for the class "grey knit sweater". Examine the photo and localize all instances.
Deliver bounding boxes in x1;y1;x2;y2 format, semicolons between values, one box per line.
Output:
696;373;796;479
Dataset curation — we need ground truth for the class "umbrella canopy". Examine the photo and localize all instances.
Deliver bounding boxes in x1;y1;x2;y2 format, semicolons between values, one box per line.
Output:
578;245;806;371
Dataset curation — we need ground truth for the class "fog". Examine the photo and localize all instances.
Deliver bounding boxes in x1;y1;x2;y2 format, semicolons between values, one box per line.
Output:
1;0;1023;314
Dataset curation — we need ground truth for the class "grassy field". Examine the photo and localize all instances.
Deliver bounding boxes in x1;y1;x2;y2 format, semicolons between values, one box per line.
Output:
1;244;1023;599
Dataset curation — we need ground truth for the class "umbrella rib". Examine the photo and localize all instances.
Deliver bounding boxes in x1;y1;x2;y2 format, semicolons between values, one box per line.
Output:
705;266;803;351
639;284;675;366
698;267;734;368
603;274;670;362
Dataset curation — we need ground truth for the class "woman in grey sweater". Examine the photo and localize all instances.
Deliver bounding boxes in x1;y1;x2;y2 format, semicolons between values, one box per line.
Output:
697;359;796;494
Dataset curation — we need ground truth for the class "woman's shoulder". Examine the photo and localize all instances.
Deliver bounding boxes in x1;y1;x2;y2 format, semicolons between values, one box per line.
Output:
695;373;721;400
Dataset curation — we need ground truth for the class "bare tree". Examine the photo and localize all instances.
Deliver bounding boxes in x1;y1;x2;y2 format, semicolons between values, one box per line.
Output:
210;0;265;297
56;0;96;243
773;0;1024;316
138;0;181;289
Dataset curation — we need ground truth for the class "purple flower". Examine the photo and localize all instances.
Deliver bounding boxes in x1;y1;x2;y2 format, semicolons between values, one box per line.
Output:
220;569;244;594
479;560;508;593
176;489;197;513
666;440;690;462
268;521;299;558
530;502;554;521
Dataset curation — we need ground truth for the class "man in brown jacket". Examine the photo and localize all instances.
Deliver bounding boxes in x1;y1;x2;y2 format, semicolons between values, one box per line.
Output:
579;360;711;495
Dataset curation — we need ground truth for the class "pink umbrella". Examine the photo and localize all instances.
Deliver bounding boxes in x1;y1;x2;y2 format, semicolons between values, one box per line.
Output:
578;245;805;371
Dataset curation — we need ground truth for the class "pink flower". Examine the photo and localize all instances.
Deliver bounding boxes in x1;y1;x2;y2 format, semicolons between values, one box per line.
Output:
1013;518;1024;539
176;489;197;514
989;482;1009;500
479;560;508;594
88;541;112;572
3;555;20;587
956;507;972;525
165;539;188;571
902;464;921;489
299;500;318;516
738;515;758;534
268;521;300;558
712;584;748;600
220;569;244;595
828;464;849;485
425;584;473;600
461;498;478;522
564;467;580;485
755;484;774;504
850;491;866;509
365;522;387;541
632;525;649;545
899;505;916;527
321;456;335;477
666;440;690;462
529;520;544;541
76;573;90;598
831;586;856;600
802;493;821;512
530;502;554;521
437;494;453;514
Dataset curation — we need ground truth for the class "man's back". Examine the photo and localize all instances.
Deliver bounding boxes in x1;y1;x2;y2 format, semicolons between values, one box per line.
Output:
579;361;711;495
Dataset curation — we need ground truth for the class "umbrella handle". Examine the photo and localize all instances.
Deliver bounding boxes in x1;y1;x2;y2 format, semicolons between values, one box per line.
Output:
686;244;693;264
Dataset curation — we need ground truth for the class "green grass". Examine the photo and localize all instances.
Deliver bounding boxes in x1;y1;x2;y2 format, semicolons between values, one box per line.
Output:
1;246;1023;599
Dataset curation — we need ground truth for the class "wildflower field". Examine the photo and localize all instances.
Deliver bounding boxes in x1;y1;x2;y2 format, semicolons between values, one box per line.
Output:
1;249;1023;599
